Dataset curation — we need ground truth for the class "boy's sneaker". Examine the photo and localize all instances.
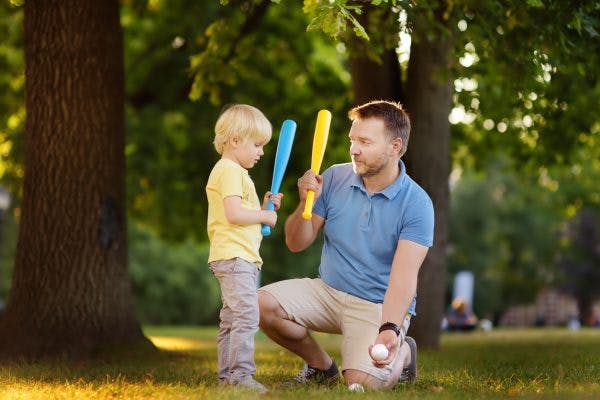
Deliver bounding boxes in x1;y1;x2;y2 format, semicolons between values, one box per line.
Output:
399;336;417;383
286;360;340;386
231;376;268;393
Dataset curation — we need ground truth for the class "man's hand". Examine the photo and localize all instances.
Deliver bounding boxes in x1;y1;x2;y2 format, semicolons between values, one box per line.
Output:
297;170;323;202
368;330;399;367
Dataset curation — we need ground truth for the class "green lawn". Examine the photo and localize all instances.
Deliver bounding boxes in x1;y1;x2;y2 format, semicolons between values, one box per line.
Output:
1;327;599;399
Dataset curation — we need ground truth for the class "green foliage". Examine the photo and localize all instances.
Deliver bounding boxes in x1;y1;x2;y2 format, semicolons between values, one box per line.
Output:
0;1;24;198
448;157;563;318
197;0;600;173
122;0;224;242
0;212;16;303
303;0;369;40
451;1;600;168
128;221;220;325
448;144;600;320
124;0;351;246
1;217;222;325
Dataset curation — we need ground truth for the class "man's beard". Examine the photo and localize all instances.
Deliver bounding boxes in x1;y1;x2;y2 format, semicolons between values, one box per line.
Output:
352;155;389;177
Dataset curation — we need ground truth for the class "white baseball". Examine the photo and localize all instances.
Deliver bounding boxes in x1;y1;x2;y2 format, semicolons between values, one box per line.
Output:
370;343;389;361
348;383;365;392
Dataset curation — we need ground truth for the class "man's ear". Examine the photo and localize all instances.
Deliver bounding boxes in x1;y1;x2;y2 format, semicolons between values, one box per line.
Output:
391;137;403;155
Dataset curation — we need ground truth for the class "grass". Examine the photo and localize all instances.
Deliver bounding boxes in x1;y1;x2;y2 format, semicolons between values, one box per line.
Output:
1;327;599;399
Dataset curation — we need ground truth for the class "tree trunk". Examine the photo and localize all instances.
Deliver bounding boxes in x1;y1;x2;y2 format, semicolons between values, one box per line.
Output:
350;49;403;104
347;32;452;349
404;34;453;350
0;0;153;359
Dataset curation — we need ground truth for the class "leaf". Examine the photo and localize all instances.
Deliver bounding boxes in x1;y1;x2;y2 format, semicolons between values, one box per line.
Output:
526;0;544;8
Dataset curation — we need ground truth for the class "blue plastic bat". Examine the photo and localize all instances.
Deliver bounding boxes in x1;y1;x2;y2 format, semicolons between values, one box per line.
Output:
262;119;297;236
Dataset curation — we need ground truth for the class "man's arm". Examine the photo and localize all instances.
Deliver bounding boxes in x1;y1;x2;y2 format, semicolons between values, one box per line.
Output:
284;170;325;252
373;239;429;363
284;204;324;252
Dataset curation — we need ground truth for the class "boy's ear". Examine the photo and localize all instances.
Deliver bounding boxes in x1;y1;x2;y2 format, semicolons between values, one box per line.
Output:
229;135;240;147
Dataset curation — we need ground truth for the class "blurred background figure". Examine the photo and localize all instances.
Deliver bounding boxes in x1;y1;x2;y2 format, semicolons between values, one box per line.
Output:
447;297;478;331
588;304;600;328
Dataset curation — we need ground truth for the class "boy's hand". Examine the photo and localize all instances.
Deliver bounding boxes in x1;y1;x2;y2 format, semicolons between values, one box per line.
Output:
263;191;283;211
262;210;278;228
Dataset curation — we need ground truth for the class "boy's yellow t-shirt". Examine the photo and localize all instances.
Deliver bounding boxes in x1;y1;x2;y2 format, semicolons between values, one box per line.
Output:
206;158;263;267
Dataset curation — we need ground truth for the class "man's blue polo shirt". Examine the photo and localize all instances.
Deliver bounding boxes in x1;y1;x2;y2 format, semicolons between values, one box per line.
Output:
313;161;434;314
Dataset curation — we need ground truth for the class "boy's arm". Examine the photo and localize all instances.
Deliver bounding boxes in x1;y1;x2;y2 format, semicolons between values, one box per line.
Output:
223;196;277;227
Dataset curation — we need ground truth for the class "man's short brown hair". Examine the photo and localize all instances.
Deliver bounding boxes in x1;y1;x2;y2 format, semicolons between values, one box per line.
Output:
348;100;411;156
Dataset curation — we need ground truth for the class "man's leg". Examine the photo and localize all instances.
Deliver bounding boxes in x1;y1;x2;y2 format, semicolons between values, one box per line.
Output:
258;290;332;370
339;294;414;390
344;338;412;390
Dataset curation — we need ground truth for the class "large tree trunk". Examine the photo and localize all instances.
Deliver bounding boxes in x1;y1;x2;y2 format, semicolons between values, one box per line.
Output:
350;50;403;104
404;33;453;350
0;0;153;359
347;12;453;349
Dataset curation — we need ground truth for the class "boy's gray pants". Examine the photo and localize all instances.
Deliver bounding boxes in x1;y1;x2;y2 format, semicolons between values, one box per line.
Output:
209;258;260;383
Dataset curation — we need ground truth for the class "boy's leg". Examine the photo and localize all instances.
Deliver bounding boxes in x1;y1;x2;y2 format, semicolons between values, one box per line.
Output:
214;258;261;383
210;262;232;383
216;304;232;382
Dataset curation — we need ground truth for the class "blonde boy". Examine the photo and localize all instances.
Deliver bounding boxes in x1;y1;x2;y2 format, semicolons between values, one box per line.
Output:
206;104;282;392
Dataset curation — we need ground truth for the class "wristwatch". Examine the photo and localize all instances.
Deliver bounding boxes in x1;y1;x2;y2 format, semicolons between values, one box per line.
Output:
379;322;401;337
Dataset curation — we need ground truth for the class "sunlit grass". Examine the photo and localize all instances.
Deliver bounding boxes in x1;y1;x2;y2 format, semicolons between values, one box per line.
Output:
0;327;599;399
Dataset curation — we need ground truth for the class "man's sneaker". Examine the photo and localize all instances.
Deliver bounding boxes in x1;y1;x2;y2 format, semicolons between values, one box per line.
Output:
399;336;417;383
287;360;340;386
231;376;268;393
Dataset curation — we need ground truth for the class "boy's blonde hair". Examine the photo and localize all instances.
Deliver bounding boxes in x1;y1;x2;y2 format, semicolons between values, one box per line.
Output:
213;104;272;155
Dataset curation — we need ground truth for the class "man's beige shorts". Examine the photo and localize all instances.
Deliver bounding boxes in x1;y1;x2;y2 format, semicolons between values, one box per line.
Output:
259;278;411;381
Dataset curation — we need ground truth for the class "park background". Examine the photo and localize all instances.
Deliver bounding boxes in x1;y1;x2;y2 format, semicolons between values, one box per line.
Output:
0;0;599;378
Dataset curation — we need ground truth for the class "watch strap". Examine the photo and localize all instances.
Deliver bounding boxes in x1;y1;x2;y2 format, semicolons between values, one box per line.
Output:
378;322;401;337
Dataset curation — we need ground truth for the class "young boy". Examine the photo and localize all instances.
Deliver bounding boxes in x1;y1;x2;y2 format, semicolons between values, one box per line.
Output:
206;104;282;392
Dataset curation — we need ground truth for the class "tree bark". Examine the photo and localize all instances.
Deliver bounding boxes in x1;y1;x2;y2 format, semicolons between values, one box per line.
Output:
404;34;453;350
350;49;403;104
0;0;153;359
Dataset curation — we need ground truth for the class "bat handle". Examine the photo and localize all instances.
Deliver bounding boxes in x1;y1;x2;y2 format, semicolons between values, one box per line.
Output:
261;200;276;236
302;190;315;220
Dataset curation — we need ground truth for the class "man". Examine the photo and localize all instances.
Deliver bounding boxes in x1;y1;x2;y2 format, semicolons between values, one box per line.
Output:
258;100;434;390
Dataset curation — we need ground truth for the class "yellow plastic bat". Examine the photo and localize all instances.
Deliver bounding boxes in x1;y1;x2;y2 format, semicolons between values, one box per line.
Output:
302;109;331;220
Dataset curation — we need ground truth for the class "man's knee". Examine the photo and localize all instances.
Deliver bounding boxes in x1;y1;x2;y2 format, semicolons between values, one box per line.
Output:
258;290;284;326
